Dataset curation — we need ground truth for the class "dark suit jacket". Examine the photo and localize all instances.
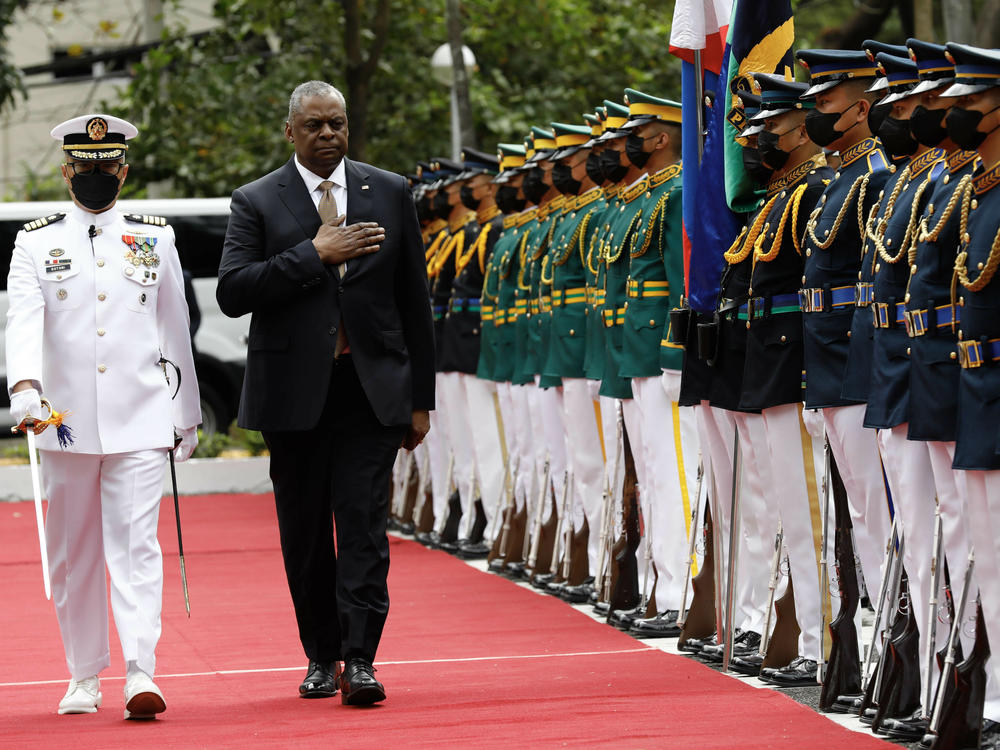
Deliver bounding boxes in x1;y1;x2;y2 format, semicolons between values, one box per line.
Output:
217;157;435;430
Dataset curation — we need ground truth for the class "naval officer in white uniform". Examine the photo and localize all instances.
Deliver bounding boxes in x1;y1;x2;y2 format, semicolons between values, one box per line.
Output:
4;114;201;718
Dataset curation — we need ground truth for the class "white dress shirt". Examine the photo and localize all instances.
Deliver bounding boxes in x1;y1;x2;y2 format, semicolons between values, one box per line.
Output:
295;155;349;274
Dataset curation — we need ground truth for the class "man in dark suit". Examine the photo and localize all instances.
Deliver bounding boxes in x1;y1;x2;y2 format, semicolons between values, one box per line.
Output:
217;80;434;706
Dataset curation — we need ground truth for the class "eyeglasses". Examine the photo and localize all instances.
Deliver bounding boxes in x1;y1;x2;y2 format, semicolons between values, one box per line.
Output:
67;161;125;176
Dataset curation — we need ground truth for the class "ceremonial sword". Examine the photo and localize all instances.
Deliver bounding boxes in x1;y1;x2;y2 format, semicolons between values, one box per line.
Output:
12;402;53;600
160;356;191;617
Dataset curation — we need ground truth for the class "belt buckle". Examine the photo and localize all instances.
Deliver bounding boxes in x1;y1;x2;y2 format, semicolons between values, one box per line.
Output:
808;289;824;313
798;290;810;313
904;310;924;337
958;340;983;369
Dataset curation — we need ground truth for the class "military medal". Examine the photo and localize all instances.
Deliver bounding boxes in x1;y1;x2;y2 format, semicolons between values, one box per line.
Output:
122;233;160;269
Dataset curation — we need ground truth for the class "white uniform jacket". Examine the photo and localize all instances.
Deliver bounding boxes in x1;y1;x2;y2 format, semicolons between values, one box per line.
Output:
5;205;201;454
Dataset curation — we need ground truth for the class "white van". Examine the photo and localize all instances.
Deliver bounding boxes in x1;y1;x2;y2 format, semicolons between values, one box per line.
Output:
0;198;248;435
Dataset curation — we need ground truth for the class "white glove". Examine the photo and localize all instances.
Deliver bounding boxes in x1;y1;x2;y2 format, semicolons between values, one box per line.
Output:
801;407;826;439
660;369;682;403
10;388;43;427
173;426;199;462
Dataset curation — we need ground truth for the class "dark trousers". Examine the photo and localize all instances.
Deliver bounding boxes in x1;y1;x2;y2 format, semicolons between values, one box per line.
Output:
263;356;406;663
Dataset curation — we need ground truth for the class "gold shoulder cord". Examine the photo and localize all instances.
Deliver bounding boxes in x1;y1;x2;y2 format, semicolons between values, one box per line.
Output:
499;243;516;280
586;224;604;276
630;191;673;259
724;193;780;264
805;173;870;250
539;252;553;285
516;231;533;291
871;166;916;264
954;190;1000;293
895;174;934;266
482;255;499;303
754;183;809;263
608;212;642;265
920;174;974;245
455;226;486;276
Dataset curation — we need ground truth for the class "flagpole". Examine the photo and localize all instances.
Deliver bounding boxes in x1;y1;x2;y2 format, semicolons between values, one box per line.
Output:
693;48;705;164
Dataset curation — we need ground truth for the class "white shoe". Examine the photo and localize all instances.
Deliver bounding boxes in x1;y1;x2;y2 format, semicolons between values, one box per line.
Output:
58;676;102;714
123;671;166;720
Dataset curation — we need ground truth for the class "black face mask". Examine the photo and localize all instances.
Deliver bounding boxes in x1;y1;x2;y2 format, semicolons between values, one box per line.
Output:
599;148;629;183
945;106;1000;151
805;101;860;148
551;163;582;195
495;185;526;214
415;194;431;222
867;101;892;139
522;168;548;204
878;115;919;158
625;132;652;169
460;184;479;211
910;105;949;148
433;191;451;219
586;151;606;185
741;146;774;184
757;129;795;170
70;172;122;212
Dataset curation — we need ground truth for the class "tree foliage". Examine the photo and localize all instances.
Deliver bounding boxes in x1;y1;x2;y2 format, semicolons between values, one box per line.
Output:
106;0;675;197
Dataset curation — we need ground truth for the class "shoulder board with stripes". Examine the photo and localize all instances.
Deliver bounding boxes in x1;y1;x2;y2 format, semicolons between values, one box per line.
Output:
22;213;66;232
124;214;167;227
515;208;538;227
623;177;651;204
503;214;519;229
577;187;603;209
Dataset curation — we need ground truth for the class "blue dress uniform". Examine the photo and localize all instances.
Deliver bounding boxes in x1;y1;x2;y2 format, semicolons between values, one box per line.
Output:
738;74;833;680
943;42;1000;743
841;53;923;404
795;49;893;638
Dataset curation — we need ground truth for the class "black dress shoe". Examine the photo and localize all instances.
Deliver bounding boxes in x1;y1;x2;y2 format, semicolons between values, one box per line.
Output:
679;632;716;654
503;562;527;580
758;656;819;687
701;629;744;662
531;572;556;590
592;601;610;616
299;660;340;698
560;579;595;604
339;658;386;706
437;538;460;554
979;719;1000;750
729;652;764;676
881;710;928;741
414;531;436;547
629;611;681;638
859;706;876;726
545;580;568;597
455;539;489;559
829;692;863;714
731;631;762;658
609;605;644;630
398;521;416;536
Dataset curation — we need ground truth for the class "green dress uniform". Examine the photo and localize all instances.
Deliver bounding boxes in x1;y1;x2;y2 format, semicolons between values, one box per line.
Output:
479;212;522;382
545;187;605;379
583;185;619;382
620;163;684;377
497;207;537;385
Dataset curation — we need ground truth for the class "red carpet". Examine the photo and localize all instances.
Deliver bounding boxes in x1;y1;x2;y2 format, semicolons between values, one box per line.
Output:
0;493;891;748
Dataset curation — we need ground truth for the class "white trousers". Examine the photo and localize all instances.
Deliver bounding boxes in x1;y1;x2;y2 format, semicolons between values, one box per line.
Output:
959;470;1000;722
426;373;453;524
820;404;891;601
561;378;605;573
878;424;937;697
630;373;699;611
42;448;167;680
511;384;537;517
528;381;568;526
759;404;826;660
437;372;476;533
457;374;506;537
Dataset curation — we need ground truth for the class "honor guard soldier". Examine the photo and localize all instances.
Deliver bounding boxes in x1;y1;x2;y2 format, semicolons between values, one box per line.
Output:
941;42;1000;750
539;120;606;600
690;89;775;667
426;157;478;548
484;147;535;572
5;113;201;718
857;52;947;730
736;74;835;685
442;147;506;558
879;39;991;743
795;48;894;622
862;40;912;161
612;89;700;638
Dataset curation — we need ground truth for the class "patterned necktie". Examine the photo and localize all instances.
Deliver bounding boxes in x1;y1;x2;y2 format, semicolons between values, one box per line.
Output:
318;180;349;357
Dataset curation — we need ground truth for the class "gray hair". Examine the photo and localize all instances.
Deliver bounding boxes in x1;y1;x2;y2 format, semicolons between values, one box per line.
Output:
287;81;347;122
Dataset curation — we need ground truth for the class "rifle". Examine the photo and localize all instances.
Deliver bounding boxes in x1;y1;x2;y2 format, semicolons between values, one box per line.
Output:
923;503;944;718
818;452;862;710
721;428;742;673
594;402;624;606
676;455;704;629
758;524;784;658
678;501;716;646
525;457;551;574
928;552;983;750
861;517;902;692
555;472;576;582
763;569;801;670
817;439;832;681
606;423;640;617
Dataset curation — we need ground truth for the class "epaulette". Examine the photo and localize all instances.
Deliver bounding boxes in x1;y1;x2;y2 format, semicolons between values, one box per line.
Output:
648;163;682;189
23;213;66;232
623;176;650;204
503;214;519;229
124;214;167;227
577;187;603;209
